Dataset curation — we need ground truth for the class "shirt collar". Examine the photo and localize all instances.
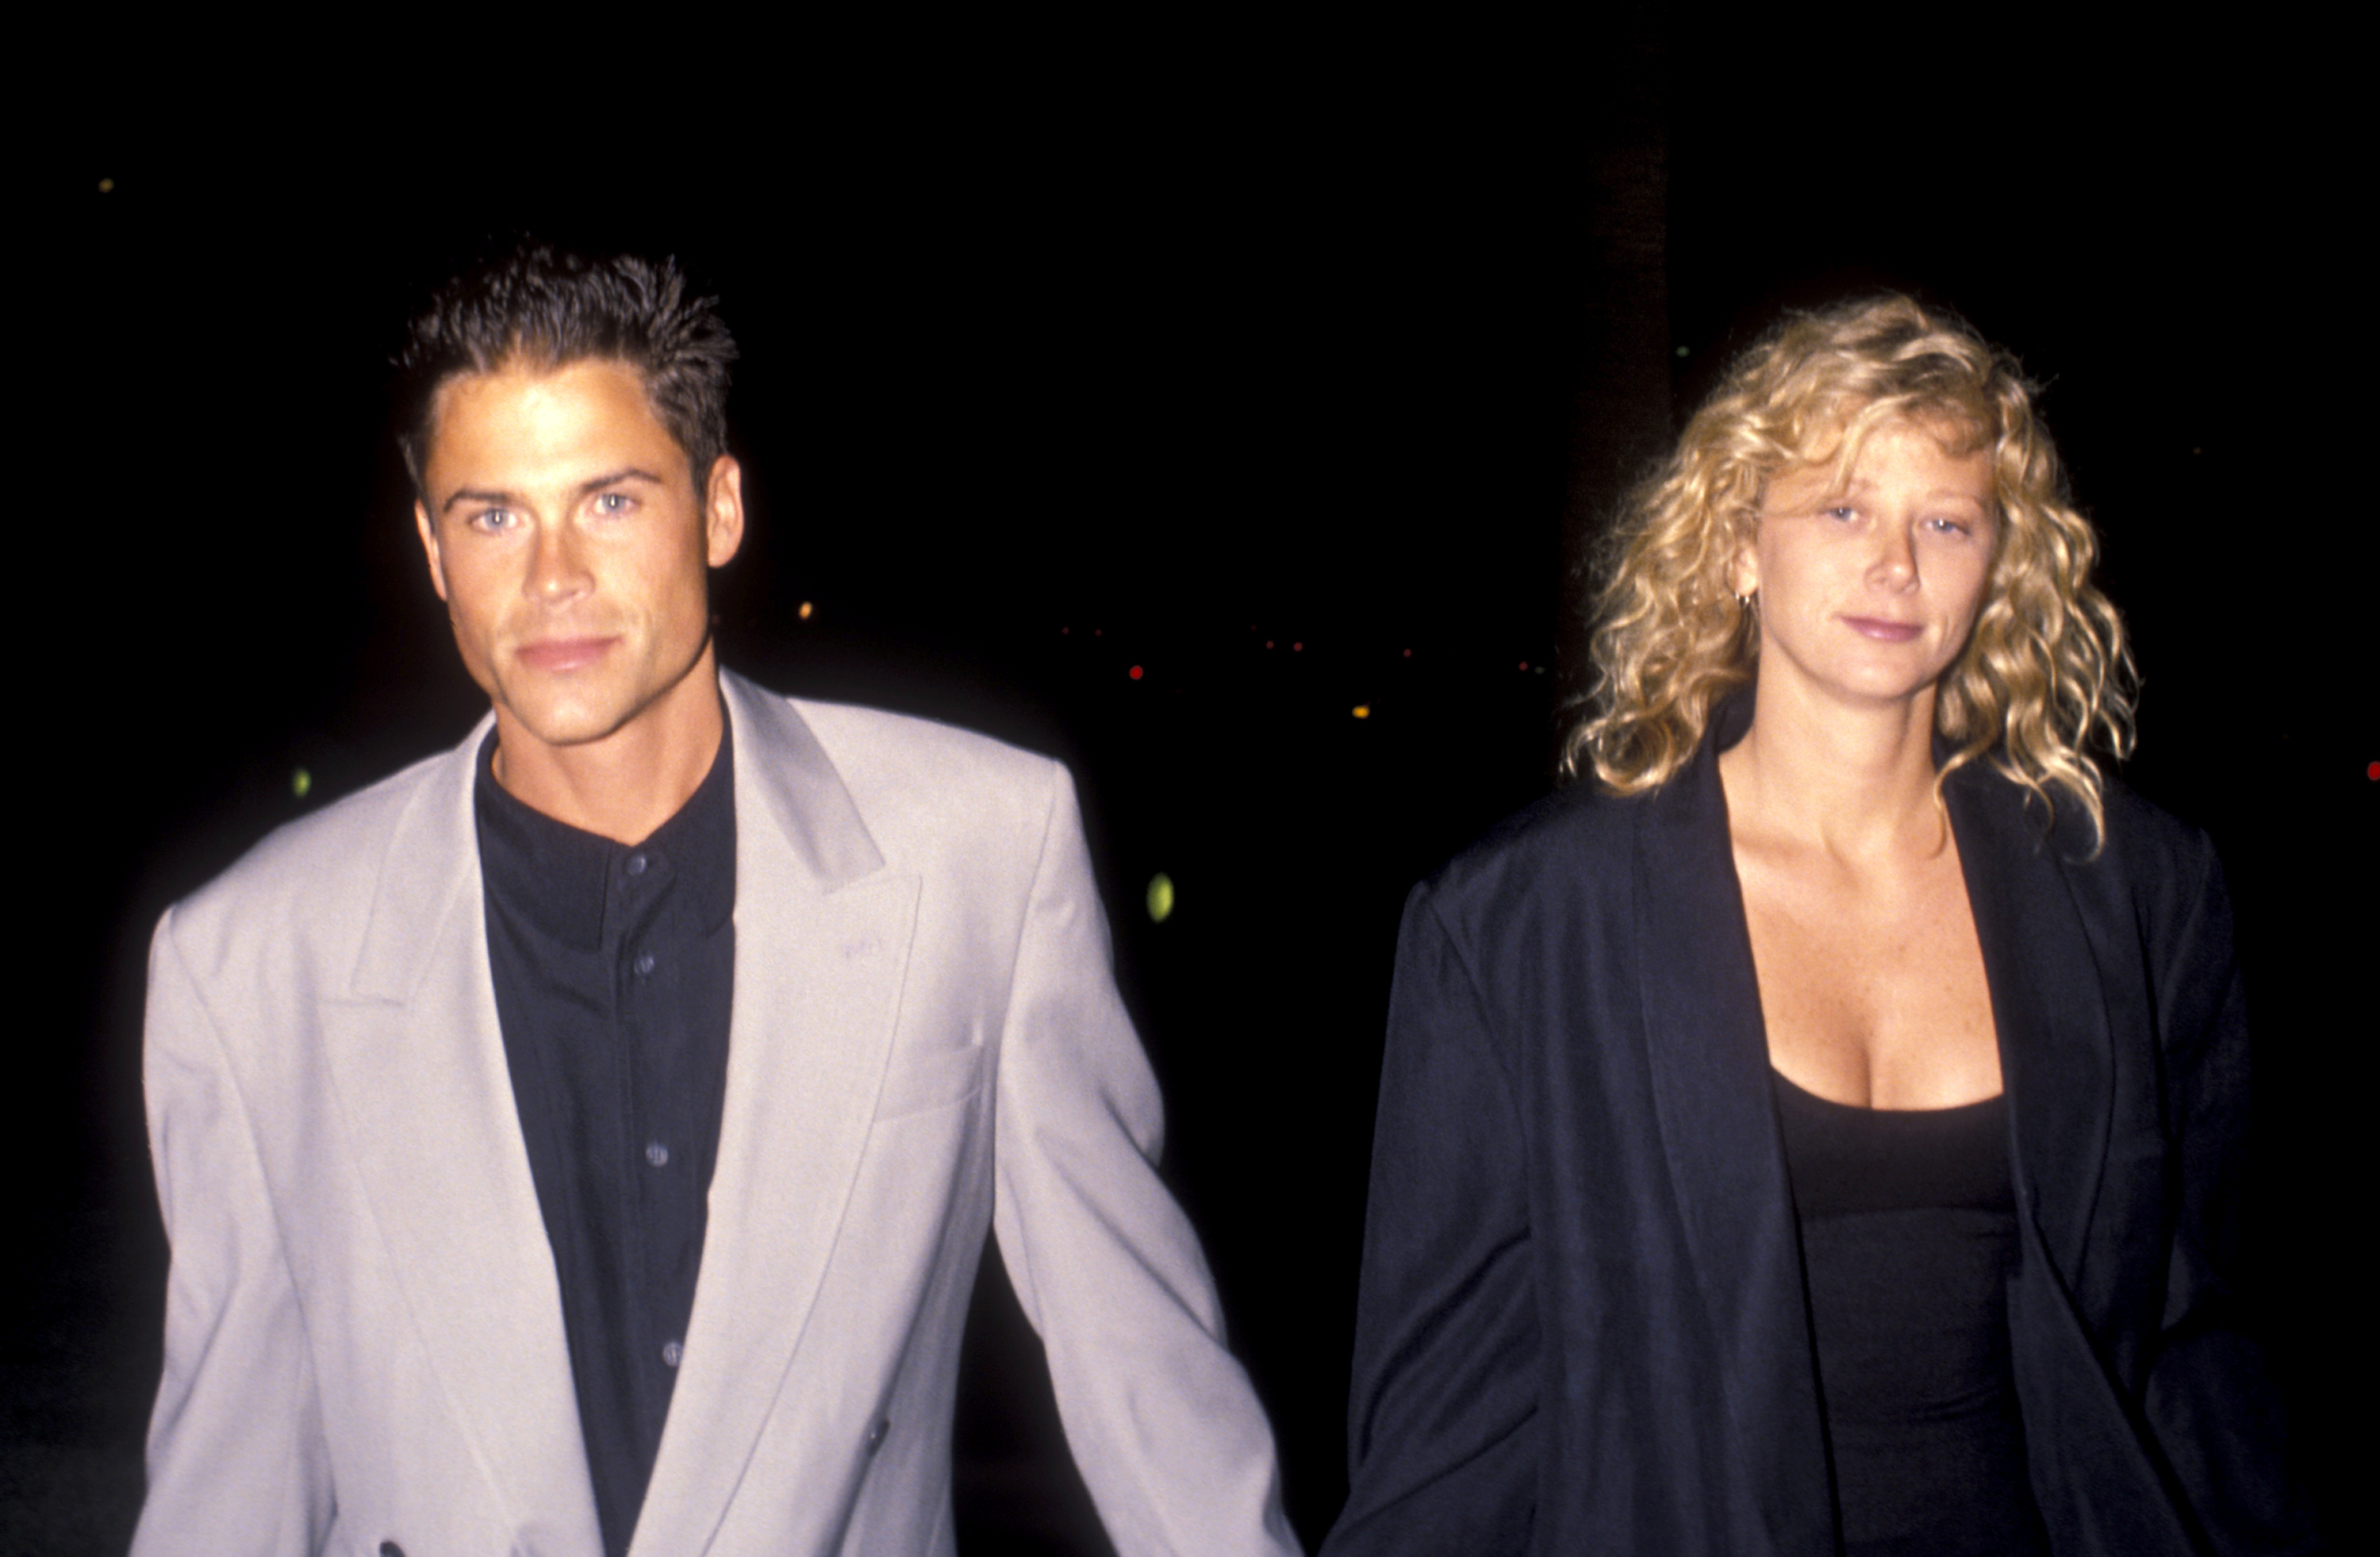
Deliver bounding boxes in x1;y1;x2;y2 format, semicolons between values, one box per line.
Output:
473;711;738;950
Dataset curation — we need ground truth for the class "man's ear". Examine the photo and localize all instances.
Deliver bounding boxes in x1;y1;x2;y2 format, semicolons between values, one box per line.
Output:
703;456;747;570
414;502;451;603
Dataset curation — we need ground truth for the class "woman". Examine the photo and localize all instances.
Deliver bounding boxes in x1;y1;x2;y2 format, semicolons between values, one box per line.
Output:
1322;298;2309;1555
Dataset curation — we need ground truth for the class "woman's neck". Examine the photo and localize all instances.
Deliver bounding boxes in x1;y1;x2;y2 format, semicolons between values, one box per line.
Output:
1718;670;1947;861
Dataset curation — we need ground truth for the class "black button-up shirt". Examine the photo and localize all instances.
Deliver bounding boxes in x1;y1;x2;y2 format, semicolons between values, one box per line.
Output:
474;723;735;1557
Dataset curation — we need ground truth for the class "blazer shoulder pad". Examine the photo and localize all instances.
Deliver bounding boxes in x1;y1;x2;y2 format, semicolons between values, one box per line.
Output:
1422;780;1641;921
2093;774;2214;868
780;694;1068;861
164;740;466;970
2074;772;2228;930
789;697;1059;794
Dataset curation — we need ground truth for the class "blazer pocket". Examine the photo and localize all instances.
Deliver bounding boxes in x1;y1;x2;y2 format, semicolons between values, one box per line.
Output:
874;1044;986;1120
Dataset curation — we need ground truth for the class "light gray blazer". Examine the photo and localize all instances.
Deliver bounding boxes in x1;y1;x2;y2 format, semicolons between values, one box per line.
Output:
134;671;1300;1557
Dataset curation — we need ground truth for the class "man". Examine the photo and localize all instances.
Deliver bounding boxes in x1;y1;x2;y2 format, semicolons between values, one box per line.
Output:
133;244;1300;1556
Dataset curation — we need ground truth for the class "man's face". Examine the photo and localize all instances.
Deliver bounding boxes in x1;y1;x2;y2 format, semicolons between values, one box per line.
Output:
413;359;743;756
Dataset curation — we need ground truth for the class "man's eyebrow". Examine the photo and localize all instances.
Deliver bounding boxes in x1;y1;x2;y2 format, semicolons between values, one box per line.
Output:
576;466;666;496
441;486;517;515
439;467;667;515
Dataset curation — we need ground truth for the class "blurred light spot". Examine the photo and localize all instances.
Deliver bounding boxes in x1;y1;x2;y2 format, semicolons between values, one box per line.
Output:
1402;648;1413;657
1265;640;1274;649
1094;628;1103;636
1061;625;1070;634
2368;760;2379;782
293;767;313;799
98;177;115;193
1352;705;1371;719
1292;641;1303;652
1675;344;1690;357
1146;873;1175;922
1128;665;1143;680
797;601;813;619
1519;660;1530;671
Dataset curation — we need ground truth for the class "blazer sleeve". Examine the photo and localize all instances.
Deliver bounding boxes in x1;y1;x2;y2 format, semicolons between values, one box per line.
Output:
1322;885;1537;1557
132;908;335;1556
2138;838;2321;1553
988;763;1302;1557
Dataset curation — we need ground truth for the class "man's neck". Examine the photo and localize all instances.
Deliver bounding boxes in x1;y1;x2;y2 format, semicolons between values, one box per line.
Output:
490;651;727;846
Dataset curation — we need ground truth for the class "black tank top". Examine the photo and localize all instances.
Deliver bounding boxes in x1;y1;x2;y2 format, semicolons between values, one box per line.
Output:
1771;1070;2048;1557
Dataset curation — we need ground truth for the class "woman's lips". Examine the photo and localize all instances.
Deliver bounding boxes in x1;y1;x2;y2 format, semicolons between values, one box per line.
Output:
1841;616;1923;642
516;636;617;672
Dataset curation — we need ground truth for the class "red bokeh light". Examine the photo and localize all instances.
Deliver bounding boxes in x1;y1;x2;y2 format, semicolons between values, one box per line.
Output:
1129;665;1143;680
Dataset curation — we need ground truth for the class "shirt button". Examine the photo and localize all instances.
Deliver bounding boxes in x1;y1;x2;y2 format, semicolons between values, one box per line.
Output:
662;1339;684;1368
635;952;657;975
625;853;648;876
646;1141;670;1168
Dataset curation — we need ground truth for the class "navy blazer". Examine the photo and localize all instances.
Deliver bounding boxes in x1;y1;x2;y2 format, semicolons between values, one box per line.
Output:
1325;697;2312;1555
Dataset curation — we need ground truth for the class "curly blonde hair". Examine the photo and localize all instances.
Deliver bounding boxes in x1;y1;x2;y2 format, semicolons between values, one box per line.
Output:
1564;294;2135;840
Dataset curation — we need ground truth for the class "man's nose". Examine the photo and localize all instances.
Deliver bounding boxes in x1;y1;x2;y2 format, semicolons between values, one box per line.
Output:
527;518;593;602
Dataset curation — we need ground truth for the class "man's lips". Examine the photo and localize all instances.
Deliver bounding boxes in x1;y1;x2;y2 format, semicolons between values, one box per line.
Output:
516;636;619;672
1841;617;1923;642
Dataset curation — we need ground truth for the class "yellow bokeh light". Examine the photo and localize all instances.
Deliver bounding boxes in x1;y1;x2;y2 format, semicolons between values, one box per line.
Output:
292;767;313;799
1352;705;1371;719
797;601;813;619
1146;872;1175;923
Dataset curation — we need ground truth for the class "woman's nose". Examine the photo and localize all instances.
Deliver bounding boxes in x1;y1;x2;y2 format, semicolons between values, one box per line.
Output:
1868;521;1917;587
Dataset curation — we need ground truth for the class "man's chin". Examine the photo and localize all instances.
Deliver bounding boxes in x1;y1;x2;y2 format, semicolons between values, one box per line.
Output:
486;644;715;754
490;690;642;752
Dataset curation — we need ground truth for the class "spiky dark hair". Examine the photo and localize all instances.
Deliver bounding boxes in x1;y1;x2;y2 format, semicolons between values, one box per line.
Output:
396;242;737;496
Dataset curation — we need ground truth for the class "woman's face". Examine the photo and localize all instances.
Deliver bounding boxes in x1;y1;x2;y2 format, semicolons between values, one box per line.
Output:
1733;418;1997;715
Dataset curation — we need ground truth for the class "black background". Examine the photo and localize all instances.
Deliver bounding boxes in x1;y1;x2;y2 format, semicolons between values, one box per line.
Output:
10;16;2367;1552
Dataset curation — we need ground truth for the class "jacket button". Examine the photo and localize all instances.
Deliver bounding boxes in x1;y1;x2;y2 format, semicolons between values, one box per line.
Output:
381;1544;405;1557
866;1417;889;1453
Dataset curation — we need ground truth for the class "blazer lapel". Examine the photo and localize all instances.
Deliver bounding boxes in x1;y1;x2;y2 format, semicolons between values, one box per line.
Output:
635;675;922;1555
1945;765;2116;1286
1627;709;1833;1550
319;717;603;1548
